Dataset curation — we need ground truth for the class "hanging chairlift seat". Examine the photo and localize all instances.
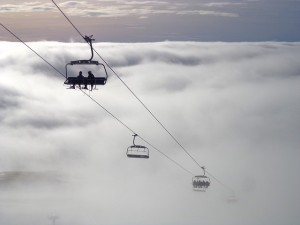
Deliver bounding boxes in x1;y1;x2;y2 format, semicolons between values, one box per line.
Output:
64;75;107;86
192;166;211;192
127;145;149;159
192;175;211;192
192;175;210;191
63;35;108;89
126;134;149;159
64;60;108;86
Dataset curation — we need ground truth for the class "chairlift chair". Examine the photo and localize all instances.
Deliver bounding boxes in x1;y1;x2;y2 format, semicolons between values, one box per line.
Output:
64;35;108;90
126;134;149;159
192;167;211;192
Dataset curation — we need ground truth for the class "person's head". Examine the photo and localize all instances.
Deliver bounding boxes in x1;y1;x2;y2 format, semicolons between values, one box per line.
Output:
79;71;82;75
88;71;91;75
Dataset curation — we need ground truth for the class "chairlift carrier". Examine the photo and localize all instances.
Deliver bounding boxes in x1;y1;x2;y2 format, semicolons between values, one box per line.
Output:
192;167;211;192
64;35;108;87
126;134;149;159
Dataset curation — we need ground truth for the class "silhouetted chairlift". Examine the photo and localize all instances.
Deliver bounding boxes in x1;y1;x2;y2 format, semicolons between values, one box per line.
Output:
192;167;211;192
126;134;149;159
64;35;108;90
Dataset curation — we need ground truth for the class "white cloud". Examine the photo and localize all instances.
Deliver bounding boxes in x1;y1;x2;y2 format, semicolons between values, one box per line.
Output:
60;0;87;7
204;2;246;7
124;0;169;5
0;0;239;18
0;2;55;13
0;41;300;225
177;10;238;17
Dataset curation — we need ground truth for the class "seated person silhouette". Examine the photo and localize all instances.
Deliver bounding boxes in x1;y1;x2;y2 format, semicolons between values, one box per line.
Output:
71;71;84;89
84;71;95;90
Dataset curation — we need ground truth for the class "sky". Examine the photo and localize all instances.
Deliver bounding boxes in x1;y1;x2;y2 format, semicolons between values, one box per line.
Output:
0;41;300;224
0;0;300;42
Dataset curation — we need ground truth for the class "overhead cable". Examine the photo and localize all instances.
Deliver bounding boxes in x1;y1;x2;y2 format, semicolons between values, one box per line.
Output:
1;23;194;176
50;0;234;191
51;0;205;170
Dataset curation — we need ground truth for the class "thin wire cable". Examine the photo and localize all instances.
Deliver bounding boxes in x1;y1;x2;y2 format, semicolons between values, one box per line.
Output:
1;23;65;79
1;23;194;176
95;50;237;190
10;0;231;189
206;170;234;192
51;0;204;169
93;49;204;170
51;0;85;39
50;0;235;192
83;94;193;175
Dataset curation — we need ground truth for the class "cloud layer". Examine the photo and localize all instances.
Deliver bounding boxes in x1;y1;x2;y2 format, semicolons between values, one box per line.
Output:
0;41;300;225
0;0;239;18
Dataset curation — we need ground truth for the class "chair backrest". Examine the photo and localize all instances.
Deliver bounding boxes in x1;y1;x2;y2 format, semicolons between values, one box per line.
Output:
126;145;149;159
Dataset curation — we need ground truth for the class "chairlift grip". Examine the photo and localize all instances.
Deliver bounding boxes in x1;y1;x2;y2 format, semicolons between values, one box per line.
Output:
84;35;95;61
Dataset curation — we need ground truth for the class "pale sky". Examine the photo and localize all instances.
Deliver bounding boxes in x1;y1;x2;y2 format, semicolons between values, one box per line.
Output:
1;0;300;42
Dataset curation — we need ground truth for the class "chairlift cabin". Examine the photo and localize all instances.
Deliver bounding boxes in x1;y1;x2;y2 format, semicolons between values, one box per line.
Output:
126;134;149;159
64;35;108;90
192;167;211;192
